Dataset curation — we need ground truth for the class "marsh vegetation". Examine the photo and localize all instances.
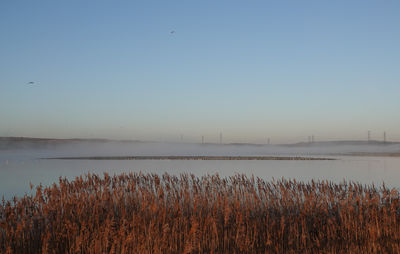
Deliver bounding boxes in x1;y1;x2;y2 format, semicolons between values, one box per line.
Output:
1;173;399;253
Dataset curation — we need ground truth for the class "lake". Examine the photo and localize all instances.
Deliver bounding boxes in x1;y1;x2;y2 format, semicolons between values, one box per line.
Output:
1;142;400;199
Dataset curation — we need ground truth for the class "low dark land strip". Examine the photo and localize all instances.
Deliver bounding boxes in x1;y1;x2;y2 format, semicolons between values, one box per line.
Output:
341;152;400;157
45;155;336;160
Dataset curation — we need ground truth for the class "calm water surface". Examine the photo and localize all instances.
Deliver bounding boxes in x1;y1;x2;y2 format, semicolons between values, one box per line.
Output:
1;146;400;199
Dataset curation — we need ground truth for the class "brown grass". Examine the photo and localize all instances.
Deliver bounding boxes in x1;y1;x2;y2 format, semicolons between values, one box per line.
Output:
1;173;399;253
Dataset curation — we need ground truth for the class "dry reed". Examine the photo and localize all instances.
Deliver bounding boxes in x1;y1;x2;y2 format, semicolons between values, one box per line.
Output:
1;173;399;253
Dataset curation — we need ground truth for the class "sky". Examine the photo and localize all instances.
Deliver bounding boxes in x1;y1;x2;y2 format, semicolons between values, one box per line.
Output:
0;0;399;144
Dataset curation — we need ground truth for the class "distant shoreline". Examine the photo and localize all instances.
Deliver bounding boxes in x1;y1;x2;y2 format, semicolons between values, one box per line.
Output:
44;156;336;161
1;136;399;147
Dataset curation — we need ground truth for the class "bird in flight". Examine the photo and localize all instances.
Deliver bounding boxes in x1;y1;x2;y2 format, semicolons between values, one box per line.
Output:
170;30;175;34
27;81;35;85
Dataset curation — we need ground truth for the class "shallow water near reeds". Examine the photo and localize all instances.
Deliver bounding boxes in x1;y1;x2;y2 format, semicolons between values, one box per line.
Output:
1;143;400;199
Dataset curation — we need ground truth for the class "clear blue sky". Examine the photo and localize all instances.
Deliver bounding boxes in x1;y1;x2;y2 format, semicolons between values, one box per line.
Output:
1;0;399;143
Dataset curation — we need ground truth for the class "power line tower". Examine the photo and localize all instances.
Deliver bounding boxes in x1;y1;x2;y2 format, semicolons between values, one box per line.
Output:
267;138;270;145
384;131;386;144
219;132;223;144
311;135;315;143
368;131;371;142
202;135;204;144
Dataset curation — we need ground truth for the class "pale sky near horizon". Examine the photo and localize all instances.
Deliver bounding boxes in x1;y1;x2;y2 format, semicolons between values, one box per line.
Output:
1;1;399;144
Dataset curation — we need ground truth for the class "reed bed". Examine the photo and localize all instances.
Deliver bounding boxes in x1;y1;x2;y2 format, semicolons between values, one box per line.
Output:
1;173;399;253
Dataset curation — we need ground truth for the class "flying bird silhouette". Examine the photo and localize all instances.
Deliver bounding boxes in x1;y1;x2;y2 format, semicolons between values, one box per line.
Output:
27;82;35;85
170;30;175;34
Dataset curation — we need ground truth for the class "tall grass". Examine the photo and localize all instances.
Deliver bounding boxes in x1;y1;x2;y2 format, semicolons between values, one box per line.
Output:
1;173;399;253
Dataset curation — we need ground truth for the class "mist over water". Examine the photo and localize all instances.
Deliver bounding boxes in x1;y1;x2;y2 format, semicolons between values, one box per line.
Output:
2;141;400;158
